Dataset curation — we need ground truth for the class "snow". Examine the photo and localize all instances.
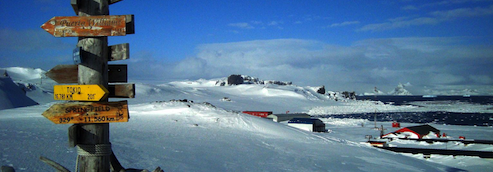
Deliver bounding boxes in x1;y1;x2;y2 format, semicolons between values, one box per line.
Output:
1;67;493;171
0;71;38;110
389;83;413;95
363;83;413;95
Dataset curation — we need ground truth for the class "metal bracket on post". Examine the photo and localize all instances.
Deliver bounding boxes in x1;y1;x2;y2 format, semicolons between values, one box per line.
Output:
73;47;82;64
68;124;80;147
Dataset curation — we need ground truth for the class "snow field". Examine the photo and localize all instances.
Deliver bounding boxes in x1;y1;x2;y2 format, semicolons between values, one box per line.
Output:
1;67;492;171
107;101;448;171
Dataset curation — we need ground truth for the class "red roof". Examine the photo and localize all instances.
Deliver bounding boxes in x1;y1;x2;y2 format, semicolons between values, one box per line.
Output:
242;111;272;118
383;124;440;139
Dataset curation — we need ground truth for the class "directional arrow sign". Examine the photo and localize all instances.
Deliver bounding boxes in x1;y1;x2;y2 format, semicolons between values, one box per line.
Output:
109;43;130;61
46;65;78;83
108;84;135;98
54;85;109;101
42;101;129;124
41;15;133;37
46;64;127;83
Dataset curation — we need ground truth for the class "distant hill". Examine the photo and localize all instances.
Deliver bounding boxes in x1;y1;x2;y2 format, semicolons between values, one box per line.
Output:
0;70;38;110
389;83;412;95
215;74;292;86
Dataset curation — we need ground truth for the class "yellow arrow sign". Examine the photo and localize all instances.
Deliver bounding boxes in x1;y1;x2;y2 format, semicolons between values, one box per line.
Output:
54;85;109;101
42;101;129;124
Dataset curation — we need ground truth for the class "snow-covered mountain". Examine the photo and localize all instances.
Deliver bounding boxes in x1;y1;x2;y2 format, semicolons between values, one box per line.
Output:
362;87;386;95
0;67;56;105
0;69;38;110
362;84;412;96
1;67;493;171
389;83;412;95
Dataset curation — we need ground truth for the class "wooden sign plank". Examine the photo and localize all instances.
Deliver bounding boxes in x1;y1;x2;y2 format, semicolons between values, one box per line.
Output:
46;64;127;83
71;0;79;15
109;43;129;61
125;15;135;34
109;0;124;5
108;84;135;98
46;65;79;83
42;101;129;124
54;84;109;101
41;15;133;37
108;64;127;83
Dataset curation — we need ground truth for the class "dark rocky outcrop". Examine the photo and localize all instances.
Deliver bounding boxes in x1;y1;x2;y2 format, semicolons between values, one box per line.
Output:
227;74;244;85
317;86;326;94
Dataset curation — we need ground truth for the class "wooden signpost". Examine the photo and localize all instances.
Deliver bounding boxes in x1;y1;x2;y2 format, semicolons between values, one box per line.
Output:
40;0;136;171
42;101;129;124
54;84;109;101
41;15;134;37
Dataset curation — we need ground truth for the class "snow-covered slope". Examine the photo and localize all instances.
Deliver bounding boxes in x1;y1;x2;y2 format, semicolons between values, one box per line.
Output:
0;67;56;105
0;72;38;110
132;80;342;114
363;87;386;95
0;67;45;81
1;67;493;171
0;101;454;171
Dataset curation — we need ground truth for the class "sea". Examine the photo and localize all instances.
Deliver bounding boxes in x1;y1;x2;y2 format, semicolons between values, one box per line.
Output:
318;95;493;126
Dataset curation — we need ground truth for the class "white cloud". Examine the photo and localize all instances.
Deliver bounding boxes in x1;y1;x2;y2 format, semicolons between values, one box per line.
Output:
268;21;283;26
250;21;263;25
430;73;465;84
124;37;492;94
370;67;400;79
430;5;493;19
0;28;72;52
329;21;360;27
359;17;439;31
469;75;493;84
228;22;254;29
359;5;493;31
0;29;75;70
402;5;419;11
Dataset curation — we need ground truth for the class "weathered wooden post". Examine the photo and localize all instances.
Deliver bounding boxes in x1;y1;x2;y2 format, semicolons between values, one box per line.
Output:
76;0;111;171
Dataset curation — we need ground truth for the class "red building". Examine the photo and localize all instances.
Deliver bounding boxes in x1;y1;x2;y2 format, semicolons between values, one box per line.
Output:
242;111;272;118
392;121;401;128
382;124;440;139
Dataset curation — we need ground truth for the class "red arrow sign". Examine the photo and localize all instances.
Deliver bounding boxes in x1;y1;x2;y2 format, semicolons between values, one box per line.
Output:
41;15;130;37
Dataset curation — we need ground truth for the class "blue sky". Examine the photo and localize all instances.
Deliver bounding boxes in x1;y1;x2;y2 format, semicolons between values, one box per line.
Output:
1;0;493;95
